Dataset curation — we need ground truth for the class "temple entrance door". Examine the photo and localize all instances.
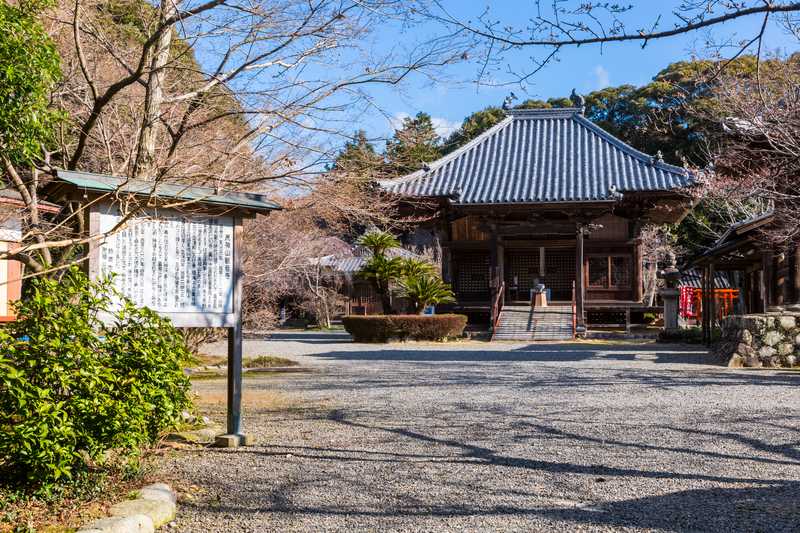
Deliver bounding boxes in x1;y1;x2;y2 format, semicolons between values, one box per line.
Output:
504;250;539;302
544;248;576;301
452;251;490;302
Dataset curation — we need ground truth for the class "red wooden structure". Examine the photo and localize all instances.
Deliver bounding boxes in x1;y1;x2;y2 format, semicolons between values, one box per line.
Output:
682;287;739;322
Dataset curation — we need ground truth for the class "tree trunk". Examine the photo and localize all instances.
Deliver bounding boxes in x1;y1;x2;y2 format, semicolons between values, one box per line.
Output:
375;281;392;315
132;0;175;180
645;263;657;306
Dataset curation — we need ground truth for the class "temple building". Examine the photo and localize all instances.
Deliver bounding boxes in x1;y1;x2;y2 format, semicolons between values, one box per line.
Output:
381;107;695;338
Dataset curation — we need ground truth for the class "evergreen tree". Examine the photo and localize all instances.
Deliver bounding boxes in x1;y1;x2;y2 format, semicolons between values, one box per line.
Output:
329;130;384;180
385;112;441;176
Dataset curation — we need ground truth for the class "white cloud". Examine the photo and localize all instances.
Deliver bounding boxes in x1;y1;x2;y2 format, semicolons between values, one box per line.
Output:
389;112;460;139
389;111;410;131
431;116;460;139
593;65;611;89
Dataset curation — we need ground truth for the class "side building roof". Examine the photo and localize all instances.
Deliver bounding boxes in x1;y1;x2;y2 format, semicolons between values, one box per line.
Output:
380;108;694;205
319;246;422;275
54;170;280;212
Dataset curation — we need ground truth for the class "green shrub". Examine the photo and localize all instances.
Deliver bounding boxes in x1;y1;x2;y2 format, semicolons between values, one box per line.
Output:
657;326;719;344
398;273;455;313
0;268;191;492
342;314;467;342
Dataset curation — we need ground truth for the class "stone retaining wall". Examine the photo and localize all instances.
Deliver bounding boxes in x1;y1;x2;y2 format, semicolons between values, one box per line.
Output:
716;312;800;368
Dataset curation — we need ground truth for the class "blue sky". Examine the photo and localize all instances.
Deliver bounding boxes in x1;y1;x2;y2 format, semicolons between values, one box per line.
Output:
358;1;800;143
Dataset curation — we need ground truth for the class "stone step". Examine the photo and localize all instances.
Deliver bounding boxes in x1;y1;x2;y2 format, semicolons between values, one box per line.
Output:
493;303;574;341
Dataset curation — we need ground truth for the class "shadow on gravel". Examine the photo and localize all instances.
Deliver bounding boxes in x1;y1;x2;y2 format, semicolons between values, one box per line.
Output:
534;482;800;532
318;415;800;482
260;332;354;343
185;482;800;532
306;343;714;364
195;412;800;532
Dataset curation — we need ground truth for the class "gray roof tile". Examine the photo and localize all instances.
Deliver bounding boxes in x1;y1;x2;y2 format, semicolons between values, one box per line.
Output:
381;108;694;204
55;170;280;211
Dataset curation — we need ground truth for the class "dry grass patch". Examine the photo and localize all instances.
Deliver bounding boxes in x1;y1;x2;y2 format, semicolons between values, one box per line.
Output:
244;355;298;368
189;354;298;369
193;383;294;415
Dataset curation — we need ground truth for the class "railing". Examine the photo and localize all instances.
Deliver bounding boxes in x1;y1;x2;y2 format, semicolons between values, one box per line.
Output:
491;281;506;339
571;280;577;338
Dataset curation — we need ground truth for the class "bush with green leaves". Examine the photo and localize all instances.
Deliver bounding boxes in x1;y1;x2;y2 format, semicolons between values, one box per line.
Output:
0;268;192;491
342;314;467;342
398;272;455;314
0;0;63;167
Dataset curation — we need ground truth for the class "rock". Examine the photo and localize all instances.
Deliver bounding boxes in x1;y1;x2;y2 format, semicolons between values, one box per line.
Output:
785;355;797;367
778;316;797;330
777;343;794;357
138;483;177;505
742;315;769;335
109;499;176;529
214;434;241;448
768;356;783;368
728;354;745;368
758;346;777;359
762;330;783;347
167;424;222;444
795;333;800;346
78;515;154;533
736;343;755;357
744;356;763;368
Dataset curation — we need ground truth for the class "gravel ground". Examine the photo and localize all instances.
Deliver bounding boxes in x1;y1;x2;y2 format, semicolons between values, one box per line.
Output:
160;332;800;532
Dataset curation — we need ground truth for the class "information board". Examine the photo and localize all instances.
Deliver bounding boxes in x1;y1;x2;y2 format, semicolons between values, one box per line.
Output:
96;207;235;318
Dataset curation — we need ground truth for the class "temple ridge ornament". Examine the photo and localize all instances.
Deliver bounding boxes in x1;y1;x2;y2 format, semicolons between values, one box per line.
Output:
502;92;518;110
570;88;585;111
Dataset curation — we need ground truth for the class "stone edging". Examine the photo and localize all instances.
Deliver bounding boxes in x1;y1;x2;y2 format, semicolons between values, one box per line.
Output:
77;483;177;533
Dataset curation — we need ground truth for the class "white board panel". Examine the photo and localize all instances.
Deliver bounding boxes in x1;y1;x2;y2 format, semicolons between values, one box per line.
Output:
95;206;234;316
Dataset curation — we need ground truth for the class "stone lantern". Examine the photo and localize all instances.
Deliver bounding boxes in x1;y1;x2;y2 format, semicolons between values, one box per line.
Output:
658;252;682;332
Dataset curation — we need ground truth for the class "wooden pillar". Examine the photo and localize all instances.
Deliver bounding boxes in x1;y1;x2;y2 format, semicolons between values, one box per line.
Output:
700;265;707;343
762;250;773;312
441;246;452;283
575;225;586;334
776;249;786;309
489;229;499;323
790;244;800;309
743;270;752;314
703;265;712;344
497;240;505;291
708;261;716;338
633;239;643;303
539;246;546;278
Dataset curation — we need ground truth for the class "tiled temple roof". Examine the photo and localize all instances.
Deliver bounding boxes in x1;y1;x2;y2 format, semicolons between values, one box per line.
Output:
381;108;694;205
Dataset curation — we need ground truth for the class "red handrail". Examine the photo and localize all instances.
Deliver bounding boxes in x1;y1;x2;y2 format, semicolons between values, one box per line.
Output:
491;281;506;339
571;280;577;338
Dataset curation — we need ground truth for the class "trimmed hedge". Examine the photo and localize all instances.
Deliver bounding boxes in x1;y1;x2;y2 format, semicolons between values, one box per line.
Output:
342;314;468;342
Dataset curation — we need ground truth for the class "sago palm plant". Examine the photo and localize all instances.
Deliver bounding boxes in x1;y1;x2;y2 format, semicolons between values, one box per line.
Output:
400;258;436;278
359;254;404;314
399;273;455;314
357;230;400;258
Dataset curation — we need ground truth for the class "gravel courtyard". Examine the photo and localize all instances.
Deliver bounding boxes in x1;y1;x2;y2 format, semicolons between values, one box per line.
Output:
161;332;800;532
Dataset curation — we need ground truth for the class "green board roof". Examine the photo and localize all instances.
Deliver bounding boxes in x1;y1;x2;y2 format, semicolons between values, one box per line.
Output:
55;170;280;212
